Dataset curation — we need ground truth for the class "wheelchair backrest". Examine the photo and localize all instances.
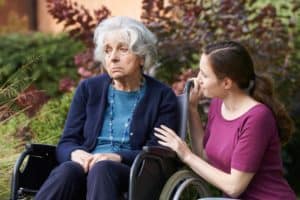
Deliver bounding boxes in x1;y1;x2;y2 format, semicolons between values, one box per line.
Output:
176;80;193;139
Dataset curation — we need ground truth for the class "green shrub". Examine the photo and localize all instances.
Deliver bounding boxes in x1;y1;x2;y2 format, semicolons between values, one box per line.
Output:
30;91;74;144
0;33;85;97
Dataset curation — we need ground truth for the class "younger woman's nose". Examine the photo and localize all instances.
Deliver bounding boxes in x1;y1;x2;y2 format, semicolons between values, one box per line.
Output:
196;73;202;81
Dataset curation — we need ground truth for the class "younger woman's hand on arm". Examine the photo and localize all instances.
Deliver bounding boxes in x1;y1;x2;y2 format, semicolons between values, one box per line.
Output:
154;125;192;163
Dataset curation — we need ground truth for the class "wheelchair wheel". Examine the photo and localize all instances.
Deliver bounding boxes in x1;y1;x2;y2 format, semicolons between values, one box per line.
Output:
159;169;211;200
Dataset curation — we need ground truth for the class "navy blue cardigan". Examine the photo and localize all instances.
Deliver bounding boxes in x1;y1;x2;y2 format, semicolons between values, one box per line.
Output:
56;73;179;165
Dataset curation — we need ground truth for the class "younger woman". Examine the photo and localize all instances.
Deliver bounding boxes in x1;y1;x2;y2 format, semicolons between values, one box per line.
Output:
155;41;296;199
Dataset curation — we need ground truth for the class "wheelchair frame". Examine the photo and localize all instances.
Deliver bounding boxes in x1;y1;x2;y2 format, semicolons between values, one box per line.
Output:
10;80;211;200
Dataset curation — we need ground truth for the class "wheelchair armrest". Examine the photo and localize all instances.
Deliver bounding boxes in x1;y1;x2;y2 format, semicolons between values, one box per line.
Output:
25;143;56;156
13;143;57;178
10;143;58;200
142;146;177;159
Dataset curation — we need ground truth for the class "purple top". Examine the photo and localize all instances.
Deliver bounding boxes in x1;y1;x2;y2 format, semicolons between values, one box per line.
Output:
203;98;296;200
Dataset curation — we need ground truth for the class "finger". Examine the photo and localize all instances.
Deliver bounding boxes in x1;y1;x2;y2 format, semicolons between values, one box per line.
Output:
155;131;178;146
154;132;168;142
189;78;197;86
83;157;93;173
83;152;93;160
154;132;167;140
159;125;178;138
73;160;87;173
97;155;106;161
191;78;200;91
154;128;171;138
157;140;172;149
88;157;98;171
160;125;176;134
83;161;89;173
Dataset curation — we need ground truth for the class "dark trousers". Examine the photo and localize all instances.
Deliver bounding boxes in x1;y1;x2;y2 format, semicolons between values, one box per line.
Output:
35;160;130;200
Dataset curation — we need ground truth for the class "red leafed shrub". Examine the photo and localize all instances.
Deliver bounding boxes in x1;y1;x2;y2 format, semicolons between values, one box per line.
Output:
16;85;49;117
46;0;110;79
46;0;110;46
46;0;300;101
59;77;76;93
141;0;300;96
74;49;103;80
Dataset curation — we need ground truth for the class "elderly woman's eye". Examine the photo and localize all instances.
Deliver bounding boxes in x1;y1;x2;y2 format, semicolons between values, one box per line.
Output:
120;47;129;52
104;47;112;54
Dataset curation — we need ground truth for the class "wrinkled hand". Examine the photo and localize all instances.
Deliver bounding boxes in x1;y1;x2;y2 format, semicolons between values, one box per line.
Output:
189;78;203;109
88;153;121;171
71;150;121;172
71;149;93;173
154;125;192;163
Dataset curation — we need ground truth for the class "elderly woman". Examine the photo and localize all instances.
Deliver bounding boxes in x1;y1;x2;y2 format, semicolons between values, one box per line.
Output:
35;16;178;200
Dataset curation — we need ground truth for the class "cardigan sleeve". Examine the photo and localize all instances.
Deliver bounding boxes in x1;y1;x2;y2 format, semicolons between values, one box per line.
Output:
56;81;89;163
145;87;179;146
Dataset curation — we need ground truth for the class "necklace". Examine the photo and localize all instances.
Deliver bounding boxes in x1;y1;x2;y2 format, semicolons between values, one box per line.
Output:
108;79;144;144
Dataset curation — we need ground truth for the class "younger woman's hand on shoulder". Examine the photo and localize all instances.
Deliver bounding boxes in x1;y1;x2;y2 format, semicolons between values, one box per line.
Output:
154;125;192;163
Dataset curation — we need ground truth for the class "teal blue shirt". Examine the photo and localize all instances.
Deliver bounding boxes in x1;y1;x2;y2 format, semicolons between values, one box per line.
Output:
92;83;146;154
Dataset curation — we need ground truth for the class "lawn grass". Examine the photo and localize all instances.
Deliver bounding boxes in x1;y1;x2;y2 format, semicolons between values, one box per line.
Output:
0;113;30;199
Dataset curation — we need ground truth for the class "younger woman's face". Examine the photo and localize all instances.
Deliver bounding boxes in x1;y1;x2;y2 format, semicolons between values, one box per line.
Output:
197;53;224;98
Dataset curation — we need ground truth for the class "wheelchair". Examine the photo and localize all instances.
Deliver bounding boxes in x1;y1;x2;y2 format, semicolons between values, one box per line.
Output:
10;80;211;200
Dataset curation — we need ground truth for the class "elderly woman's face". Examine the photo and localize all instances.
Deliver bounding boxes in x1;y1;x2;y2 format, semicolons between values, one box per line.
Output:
103;33;143;80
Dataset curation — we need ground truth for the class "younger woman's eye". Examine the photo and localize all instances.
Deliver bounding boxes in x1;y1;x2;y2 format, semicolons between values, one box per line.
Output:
200;70;207;78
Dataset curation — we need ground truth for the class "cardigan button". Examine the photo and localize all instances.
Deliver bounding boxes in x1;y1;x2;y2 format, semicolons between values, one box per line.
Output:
129;132;134;136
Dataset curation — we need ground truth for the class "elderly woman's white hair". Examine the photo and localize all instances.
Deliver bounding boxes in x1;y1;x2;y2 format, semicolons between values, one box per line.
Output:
93;16;157;71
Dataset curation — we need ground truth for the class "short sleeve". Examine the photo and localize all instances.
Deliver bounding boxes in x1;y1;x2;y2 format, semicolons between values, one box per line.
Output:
231;106;277;172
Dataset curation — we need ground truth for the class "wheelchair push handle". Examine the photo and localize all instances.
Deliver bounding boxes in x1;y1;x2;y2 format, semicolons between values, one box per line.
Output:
183;79;194;95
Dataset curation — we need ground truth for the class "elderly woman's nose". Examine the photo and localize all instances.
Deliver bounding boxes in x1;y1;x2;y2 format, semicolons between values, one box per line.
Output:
110;49;120;61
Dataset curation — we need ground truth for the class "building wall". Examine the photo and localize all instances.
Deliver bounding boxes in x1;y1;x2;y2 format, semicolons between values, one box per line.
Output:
37;0;143;33
0;0;35;30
